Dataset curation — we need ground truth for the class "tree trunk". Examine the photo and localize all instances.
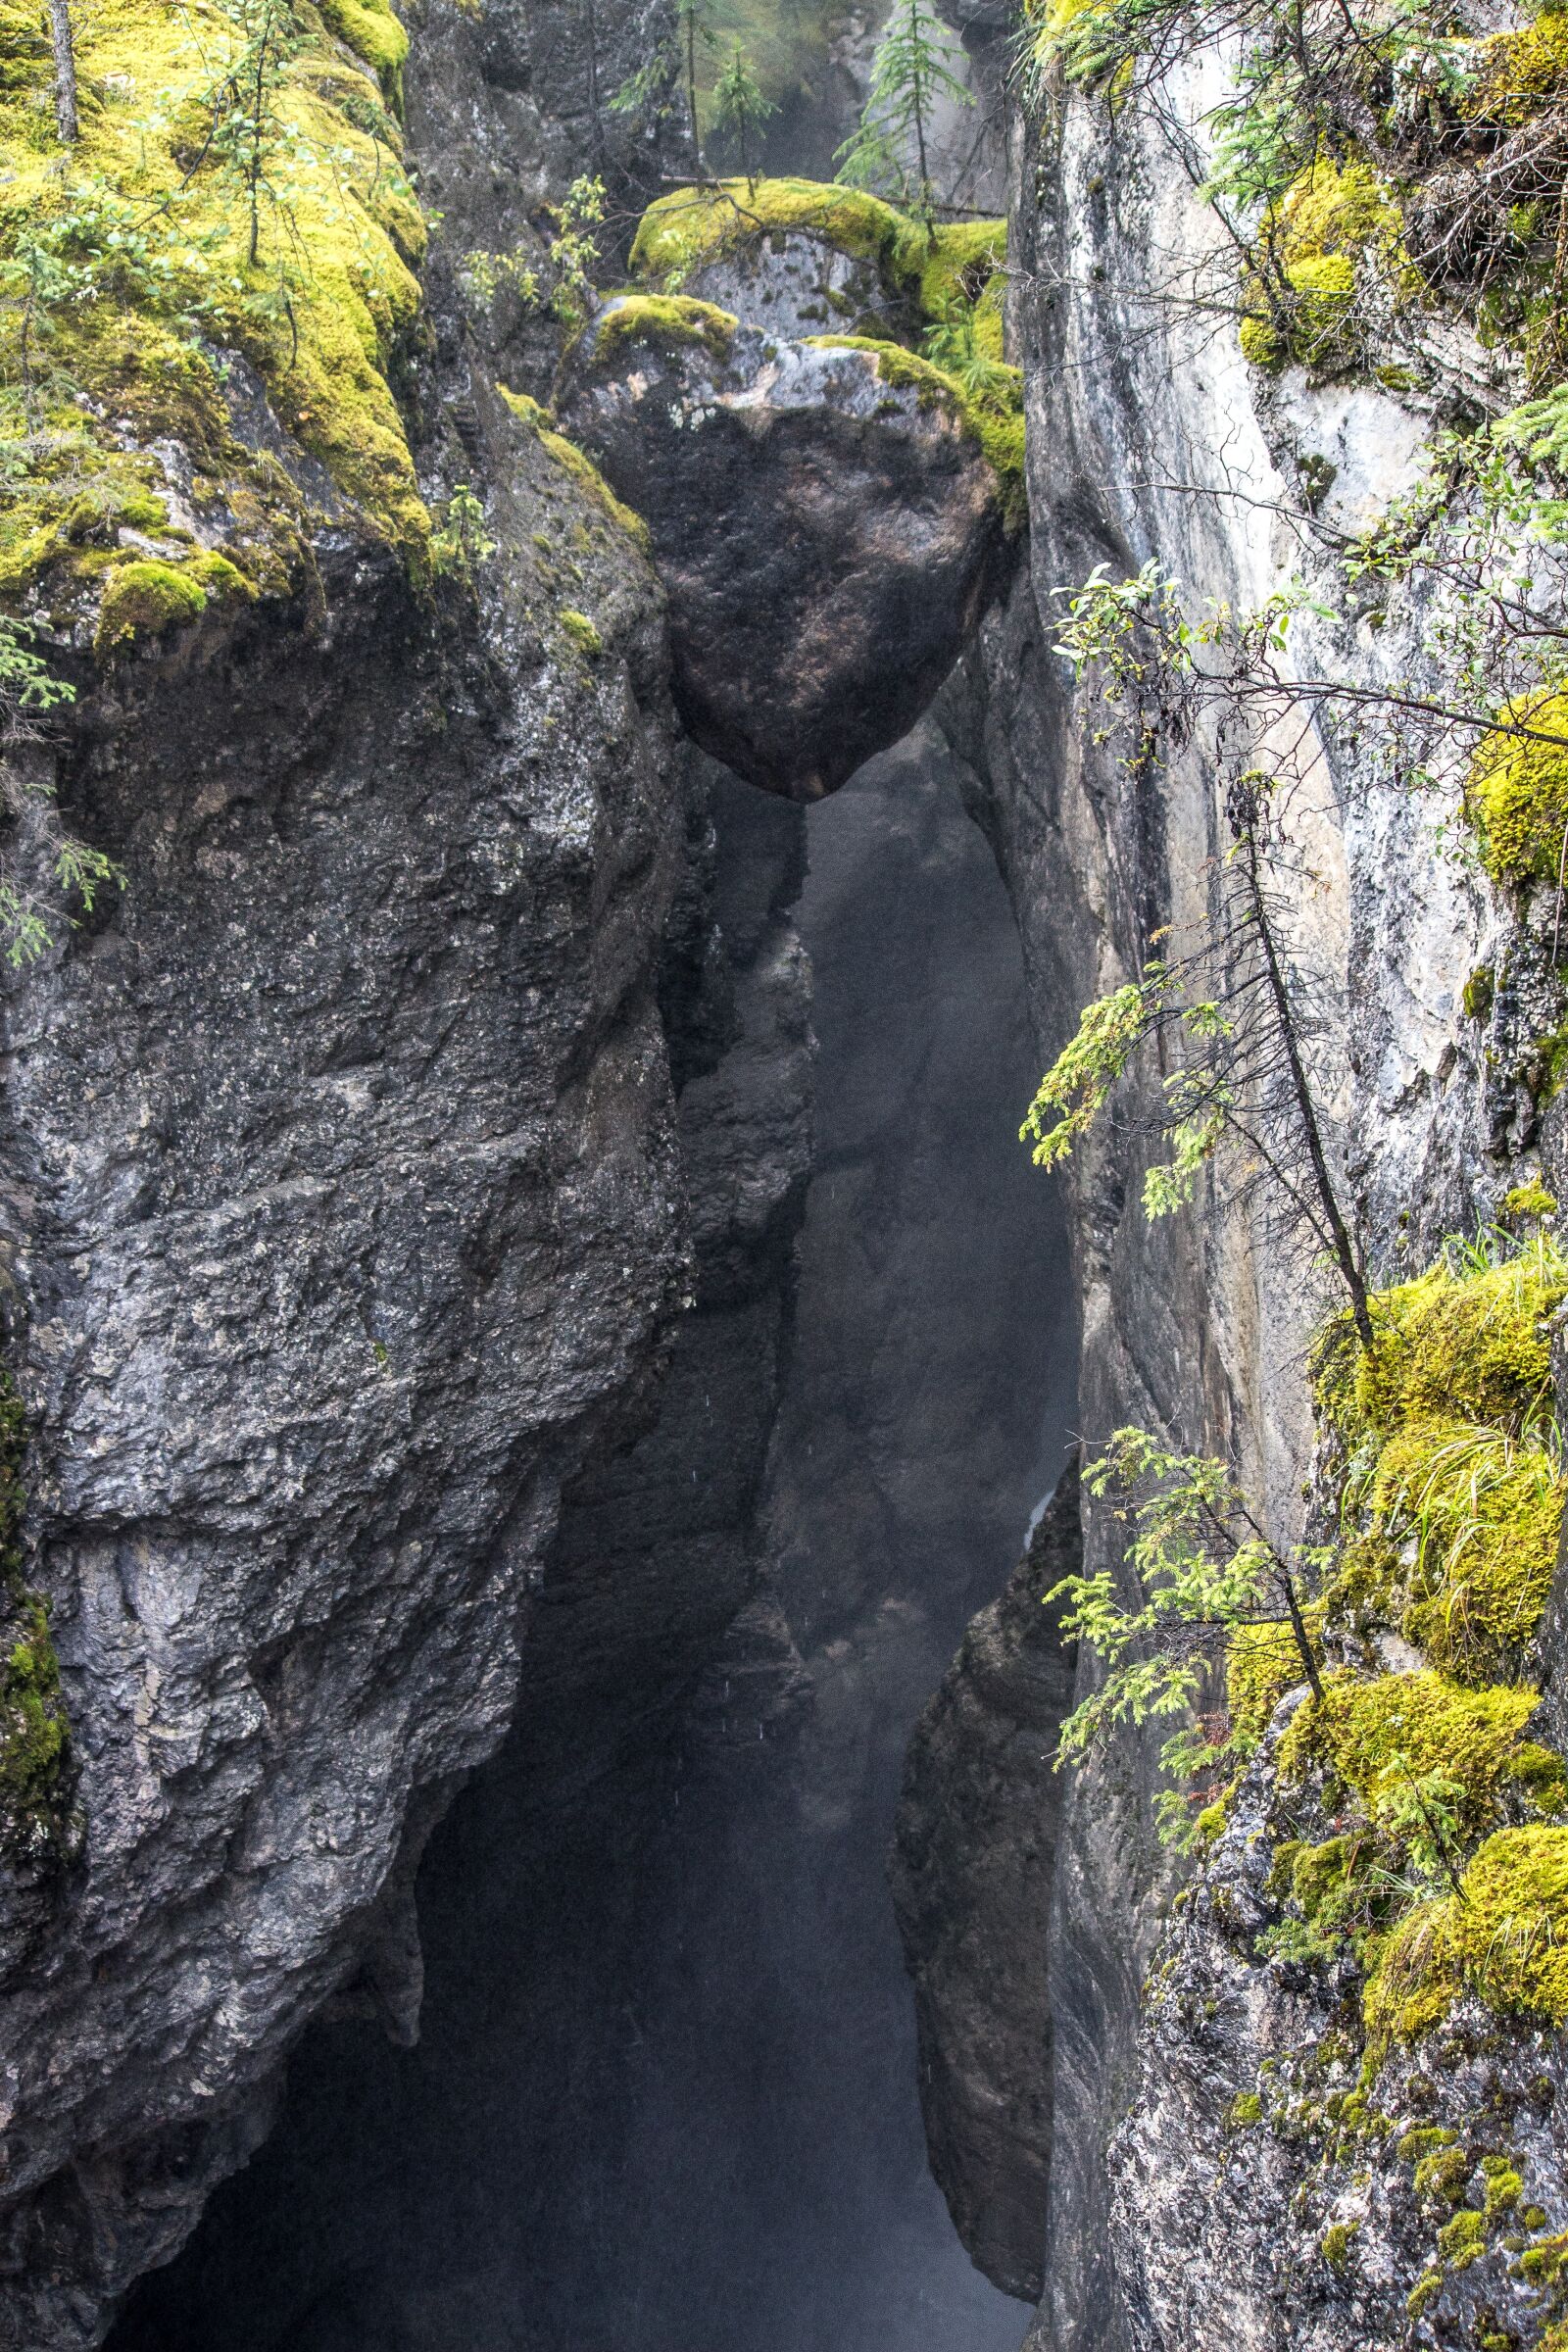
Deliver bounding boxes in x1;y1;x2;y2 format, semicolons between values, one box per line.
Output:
1239;813;1374;1350
48;0;78;144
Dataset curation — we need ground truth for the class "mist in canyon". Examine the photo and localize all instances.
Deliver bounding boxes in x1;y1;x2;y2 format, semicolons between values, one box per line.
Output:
110;729;1074;2351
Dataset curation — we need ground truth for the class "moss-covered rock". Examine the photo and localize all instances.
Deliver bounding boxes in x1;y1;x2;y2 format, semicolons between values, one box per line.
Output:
0;0;432;623
0;1380;75;1871
1365;1826;1568;2041
1467;688;1568;888
587;293;740;367
93;558;209;656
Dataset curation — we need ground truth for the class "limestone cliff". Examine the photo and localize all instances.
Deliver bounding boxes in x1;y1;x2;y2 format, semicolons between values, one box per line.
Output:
901;14;1568;2350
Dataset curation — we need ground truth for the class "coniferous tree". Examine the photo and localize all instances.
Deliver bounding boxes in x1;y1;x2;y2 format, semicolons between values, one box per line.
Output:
676;0;716;168
835;0;970;221
710;43;775;192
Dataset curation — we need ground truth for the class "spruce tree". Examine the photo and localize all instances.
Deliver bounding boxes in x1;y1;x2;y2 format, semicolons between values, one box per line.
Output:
834;0;971;221
710;43;775;192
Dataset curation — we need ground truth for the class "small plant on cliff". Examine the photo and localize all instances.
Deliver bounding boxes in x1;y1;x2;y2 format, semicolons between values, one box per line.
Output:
1049;1428;1327;1838
835;0;972;222
0;1377;77;1871
0;617;121;966
710;45;776;195
1022;588;1374;1346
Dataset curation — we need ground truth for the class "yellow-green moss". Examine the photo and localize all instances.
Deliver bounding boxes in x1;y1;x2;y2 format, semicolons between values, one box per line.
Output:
1466;688;1568;887
93;559;209;655
1322;1238;1566;1444
560;607;603;659
1313;1239;1568;1682
316;0;409;107
0;0;432;615
1364;1825;1568;2041
1240;161;1407;372
498;388;653;559
1227;2089;1263;2130
1469;13;1568;129
591;294;739;365
806;334;1027;527
1504;1181;1559;1224
1320;2220;1359;2274
1280;1667;1565;1828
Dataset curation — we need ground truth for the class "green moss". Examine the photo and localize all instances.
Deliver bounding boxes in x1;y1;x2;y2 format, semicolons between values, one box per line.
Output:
591;294;739;365
0;1380;75;1868
1463;963;1495;1021
1320;2219;1358;2274
0;0;432;614
1469;13;1568;128
1438;2207;1487;2270
1466;688;1568;887
94;558;208;655
1322;1237;1565;1446
316;0;409;108
1314;1239;1568;1681
806;334;1027;528
1239;160;1407;372
1504;1181;1559;1225
1280;1668;1565;1831
560;607;603;659
1482;2155;1524;2218
1226;2090;1263;2129
1365;1825;1568;2041
498;385;653;557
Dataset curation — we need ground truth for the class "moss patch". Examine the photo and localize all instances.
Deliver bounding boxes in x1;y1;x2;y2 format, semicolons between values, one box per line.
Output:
1365;1825;1568;2042
1466;687;1568;888
0;0;432;622
806;334;1026;527
1239;160;1407;371
1280;1668;1565;1833
1314;1238;1567;1684
93;558;209;656
560;607;603;658
0;1380;75;1870
590;294;739;366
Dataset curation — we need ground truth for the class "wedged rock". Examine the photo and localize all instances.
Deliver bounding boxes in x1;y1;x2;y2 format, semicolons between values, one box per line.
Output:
558;302;1013;801
891;1460;1081;2303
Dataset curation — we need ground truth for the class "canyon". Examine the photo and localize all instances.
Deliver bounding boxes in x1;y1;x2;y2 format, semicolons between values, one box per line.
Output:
0;0;1563;2341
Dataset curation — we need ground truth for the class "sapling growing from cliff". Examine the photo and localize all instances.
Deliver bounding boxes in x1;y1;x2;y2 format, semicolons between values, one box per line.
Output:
835;0;971;221
710;45;775;194
1050;1428;1326;1838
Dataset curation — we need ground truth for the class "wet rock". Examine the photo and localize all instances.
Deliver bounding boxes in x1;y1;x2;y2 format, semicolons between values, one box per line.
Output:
891;1461;1081;2303
557;304;1012;800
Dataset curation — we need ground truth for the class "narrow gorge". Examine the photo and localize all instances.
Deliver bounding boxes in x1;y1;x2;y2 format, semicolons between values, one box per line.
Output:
3;0;1568;2340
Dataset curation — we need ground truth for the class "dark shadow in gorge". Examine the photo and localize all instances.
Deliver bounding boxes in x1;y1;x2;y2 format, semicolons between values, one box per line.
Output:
111;724;1075;2352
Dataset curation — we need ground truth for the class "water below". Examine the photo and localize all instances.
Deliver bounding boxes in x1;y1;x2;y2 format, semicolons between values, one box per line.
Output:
113;733;1074;2352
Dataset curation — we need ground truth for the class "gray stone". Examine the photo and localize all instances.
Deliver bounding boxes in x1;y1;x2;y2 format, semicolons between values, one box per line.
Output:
559;309;1012;800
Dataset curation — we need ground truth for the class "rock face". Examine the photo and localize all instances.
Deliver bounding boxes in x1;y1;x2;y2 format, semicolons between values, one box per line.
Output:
1106;1701;1568;2352
0;0;705;2335
891;1461;1081;2303
0;446;685;2348
893;26;1565;2352
108;721;1072;2352
558;308;1012;800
